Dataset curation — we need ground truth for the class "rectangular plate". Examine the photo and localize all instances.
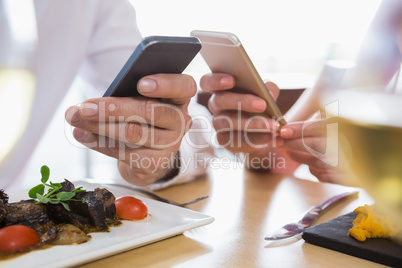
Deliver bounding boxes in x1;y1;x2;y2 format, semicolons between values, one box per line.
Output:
302;212;402;267
0;182;214;268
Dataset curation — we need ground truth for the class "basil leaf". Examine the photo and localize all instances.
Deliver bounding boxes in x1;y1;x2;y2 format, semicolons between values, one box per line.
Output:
48;198;60;204
56;191;75;201
40;165;50;184
60;202;70;211
36;194;49;204
28;184;45;198
28;165;87;211
49;182;62;191
74;187;86;193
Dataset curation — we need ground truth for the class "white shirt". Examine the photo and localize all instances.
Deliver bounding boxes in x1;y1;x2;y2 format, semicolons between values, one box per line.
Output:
1;0;213;190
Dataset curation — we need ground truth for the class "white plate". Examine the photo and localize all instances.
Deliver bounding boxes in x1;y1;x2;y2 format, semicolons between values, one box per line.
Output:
1;182;214;268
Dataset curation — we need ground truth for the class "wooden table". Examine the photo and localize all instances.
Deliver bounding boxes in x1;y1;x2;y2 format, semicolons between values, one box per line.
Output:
79;164;386;268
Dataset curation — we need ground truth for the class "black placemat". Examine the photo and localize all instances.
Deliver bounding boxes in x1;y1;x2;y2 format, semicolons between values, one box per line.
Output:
302;212;402;267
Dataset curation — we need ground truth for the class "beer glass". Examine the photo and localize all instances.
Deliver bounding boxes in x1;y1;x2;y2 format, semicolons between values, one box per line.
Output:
324;87;402;242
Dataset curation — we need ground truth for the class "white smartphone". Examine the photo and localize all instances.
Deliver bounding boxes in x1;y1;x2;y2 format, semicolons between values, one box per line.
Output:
190;30;286;126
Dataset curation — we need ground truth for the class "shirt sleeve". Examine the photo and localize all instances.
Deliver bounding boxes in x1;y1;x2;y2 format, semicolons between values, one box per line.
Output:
77;0;143;98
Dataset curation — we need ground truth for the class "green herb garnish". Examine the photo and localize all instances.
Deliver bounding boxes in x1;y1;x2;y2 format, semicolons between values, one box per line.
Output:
28;165;86;211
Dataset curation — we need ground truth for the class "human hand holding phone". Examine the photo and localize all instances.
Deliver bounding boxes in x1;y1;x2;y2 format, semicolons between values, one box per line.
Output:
193;30;299;172
200;71;300;173
66;36;200;186
191;30;285;125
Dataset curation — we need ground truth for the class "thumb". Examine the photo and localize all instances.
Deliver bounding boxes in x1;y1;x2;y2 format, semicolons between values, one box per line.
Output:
265;81;280;101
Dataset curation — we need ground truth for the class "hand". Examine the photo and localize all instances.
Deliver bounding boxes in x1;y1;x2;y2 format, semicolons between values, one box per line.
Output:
200;73;299;173
279;119;346;184
65;74;196;186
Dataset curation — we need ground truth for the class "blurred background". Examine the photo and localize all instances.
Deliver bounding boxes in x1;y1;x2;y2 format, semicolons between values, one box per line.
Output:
20;0;382;185
133;0;380;77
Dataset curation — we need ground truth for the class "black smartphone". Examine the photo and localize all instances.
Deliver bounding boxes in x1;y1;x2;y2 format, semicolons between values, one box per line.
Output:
103;36;201;97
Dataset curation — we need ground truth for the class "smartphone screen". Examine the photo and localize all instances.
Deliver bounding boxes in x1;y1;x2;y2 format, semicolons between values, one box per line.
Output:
190;30;286;125
103;36;201;97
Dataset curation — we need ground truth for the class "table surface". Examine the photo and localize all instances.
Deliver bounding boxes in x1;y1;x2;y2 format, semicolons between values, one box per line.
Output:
78;164;386;268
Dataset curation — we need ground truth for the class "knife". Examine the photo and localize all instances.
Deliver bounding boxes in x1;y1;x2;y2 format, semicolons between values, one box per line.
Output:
264;191;359;241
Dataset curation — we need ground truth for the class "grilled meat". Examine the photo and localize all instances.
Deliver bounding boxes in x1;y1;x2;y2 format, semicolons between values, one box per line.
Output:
0;190;8;224
50;223;91;245
45;180;117;232
0;189;8;204
74;187;116;226
3;199;51;228
59;179;75;192
0;180;119;247
2;199;57;243
0;202;5;225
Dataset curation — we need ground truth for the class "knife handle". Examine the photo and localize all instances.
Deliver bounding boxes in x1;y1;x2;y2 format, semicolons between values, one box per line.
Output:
315;191;359;211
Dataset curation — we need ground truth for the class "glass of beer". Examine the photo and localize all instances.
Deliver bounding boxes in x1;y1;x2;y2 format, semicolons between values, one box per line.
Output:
324;88;402;240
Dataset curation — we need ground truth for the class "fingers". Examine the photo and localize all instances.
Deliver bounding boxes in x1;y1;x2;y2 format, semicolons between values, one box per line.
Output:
72;128;180;165
200;73;235;93
208;91;267;114
73;122;184;150
277;120;342;183
279;118;339;154
280;120;327;139
265;81;280;101
282;136;327;154
287;150;334;171
200;73;280;103
200;73;282;156
65;97;192;152
216;131;280;154
64;73;196;186
66;98;190;129
66;106;190;147
71;128;178;185
309;167;344;184
137;73;197;103
201;74;281;115
212;111;277;132
279;120;327;153
118;156;173;186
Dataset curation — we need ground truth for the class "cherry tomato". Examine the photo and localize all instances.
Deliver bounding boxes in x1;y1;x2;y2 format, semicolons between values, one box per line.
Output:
0;225;40;253
115;196;148;220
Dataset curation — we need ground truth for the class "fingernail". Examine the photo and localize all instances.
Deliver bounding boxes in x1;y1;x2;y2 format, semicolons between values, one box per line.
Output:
73;128;96;146
73;128;86;140
138;78;156;93
220;76;234;87
80;102;98;117
251;99;266;112
280;127;294;138
65;107;80;124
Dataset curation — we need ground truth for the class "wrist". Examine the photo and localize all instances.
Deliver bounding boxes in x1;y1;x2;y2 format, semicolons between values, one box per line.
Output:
154;151;181;184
